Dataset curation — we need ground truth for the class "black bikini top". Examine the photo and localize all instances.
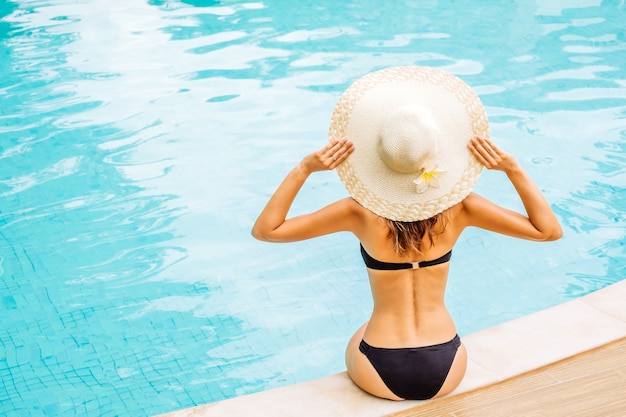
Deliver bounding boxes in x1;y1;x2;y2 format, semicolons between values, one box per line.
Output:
360;244;452;270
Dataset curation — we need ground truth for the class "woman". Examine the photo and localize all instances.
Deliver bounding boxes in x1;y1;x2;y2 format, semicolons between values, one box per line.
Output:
251;66;562;401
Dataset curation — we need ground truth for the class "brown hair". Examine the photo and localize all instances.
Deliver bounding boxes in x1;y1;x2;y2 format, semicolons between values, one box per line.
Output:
386;212;448;255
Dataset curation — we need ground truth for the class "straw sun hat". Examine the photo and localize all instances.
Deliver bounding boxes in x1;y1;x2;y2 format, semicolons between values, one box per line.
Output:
329;65;489;221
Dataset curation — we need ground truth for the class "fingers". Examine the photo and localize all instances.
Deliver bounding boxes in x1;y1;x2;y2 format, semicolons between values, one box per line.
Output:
468;136;501;169
324;138;354;169
468;136;516;174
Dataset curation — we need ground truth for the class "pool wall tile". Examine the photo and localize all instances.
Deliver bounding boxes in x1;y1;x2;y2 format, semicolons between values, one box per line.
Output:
307;373;419;417
580;279;626;322
462;299;626;380
452;357;500;394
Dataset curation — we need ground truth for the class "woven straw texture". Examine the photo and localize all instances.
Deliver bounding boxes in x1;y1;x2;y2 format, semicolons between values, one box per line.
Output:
328;66;489;221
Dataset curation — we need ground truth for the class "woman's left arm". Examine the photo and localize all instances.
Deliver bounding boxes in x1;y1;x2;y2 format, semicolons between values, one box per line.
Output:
251;139;355;242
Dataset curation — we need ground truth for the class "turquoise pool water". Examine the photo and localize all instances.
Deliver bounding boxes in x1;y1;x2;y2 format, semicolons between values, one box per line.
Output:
1;0;625;416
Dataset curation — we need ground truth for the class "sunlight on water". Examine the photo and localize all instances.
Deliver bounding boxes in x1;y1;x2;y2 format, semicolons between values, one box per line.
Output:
1;0;625;415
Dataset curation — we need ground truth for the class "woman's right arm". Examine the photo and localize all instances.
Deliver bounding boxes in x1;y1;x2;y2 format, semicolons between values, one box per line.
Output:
462;137;563;241
251;139;356;242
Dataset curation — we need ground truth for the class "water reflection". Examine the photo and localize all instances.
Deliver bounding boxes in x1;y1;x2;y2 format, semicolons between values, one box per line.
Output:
0;0;625;415
556;123;626;297
0;1;251;414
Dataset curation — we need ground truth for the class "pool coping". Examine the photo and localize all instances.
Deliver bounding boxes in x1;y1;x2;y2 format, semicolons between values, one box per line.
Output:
156;279;626;417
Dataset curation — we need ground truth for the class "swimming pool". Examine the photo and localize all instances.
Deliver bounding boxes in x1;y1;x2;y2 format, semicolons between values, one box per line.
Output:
1;0;624;415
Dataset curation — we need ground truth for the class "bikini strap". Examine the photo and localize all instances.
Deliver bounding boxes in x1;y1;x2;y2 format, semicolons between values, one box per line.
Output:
360;244;452;270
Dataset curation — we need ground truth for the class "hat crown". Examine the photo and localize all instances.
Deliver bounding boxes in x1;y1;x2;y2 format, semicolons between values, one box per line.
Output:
377;107;439;175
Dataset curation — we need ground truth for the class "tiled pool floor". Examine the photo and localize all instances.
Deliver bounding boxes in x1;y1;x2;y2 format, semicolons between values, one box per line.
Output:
156;279;626;417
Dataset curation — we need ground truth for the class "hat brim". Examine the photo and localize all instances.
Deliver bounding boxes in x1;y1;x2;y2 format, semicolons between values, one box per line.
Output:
328;66;489;221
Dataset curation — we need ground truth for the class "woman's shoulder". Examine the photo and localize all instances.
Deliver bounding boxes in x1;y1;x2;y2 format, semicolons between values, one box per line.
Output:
336;196;371;214
457;192;490;216
318;197;372;225
331;197;383;234
444;192;486;229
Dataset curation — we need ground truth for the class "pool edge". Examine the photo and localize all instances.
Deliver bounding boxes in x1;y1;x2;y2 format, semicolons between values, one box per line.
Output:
155;279;626;417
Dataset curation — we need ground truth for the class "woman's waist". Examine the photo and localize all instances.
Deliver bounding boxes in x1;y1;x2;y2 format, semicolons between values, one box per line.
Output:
364;309;456;348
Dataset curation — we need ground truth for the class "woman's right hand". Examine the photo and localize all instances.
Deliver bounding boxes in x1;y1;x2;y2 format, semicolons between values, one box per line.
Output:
301;138;354;173
252;137;356;242
468;136;519;173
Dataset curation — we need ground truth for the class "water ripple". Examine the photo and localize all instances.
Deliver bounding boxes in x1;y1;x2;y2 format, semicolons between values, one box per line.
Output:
1;0;625;415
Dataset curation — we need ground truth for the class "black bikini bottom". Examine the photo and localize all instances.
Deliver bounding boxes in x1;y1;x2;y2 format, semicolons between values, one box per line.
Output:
359;334;461;400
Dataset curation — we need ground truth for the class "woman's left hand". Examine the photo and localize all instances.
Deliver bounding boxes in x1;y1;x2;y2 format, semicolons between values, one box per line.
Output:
301;138;354;173
468;136;518;173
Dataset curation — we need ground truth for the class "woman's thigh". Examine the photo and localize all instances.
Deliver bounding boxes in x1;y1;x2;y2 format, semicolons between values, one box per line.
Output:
344;323;403;401
434;342;467;398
